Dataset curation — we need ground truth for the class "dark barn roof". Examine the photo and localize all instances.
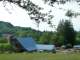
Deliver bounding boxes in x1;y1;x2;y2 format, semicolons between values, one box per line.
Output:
17;37;37;51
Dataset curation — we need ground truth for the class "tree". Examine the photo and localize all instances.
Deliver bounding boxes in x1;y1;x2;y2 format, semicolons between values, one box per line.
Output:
0;0;53;26
39;32;50;44
57;20;65;36
39;31;55;44
76;31;80;45
0;0;79;28
55;20;65;47
64;20;76;48
57;20;76;48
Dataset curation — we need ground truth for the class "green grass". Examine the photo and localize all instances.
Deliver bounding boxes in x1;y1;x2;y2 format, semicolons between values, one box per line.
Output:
0;53;80;60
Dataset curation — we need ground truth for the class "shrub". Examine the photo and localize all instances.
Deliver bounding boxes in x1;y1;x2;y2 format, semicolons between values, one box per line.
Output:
0;37;8;43
0;44;13;53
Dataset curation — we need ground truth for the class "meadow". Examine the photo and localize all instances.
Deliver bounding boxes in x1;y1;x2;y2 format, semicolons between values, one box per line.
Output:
0;52;80;60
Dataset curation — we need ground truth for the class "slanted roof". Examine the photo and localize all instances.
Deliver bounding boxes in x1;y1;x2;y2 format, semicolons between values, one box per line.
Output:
17;37;37;51
36;44;55;51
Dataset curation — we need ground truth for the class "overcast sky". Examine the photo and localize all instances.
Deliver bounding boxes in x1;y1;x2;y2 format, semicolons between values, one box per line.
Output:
0;0;80;31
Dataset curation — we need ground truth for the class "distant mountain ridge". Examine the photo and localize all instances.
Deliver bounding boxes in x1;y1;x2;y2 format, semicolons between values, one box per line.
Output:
0;21;14;28
0;21;14;33
0;21;42;37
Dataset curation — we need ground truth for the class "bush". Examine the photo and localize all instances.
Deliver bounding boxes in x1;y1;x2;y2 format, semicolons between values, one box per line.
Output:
0;37;8;43
0;44;13;53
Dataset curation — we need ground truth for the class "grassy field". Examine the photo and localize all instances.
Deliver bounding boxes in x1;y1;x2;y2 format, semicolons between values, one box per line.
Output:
0;53;80;60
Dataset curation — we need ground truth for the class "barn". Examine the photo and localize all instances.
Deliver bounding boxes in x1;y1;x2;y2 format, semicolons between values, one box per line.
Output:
9;36;56;52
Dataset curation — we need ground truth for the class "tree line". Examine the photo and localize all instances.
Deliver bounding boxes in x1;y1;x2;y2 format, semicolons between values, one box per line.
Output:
0;21;79;48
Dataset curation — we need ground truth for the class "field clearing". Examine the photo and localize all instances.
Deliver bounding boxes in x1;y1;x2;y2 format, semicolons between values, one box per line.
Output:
0;53;80;60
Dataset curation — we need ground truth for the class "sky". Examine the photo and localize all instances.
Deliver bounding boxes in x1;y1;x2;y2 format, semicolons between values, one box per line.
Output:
0;0;80;31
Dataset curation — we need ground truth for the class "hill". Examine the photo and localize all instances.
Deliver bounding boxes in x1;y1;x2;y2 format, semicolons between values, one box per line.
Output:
0;21;42;40
0;21;14;33
0;21;41;34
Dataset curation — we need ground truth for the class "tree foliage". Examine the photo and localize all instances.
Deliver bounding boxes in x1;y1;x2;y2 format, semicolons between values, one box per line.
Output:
64;20;76;46
56;20;76;48
0;0;54;26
